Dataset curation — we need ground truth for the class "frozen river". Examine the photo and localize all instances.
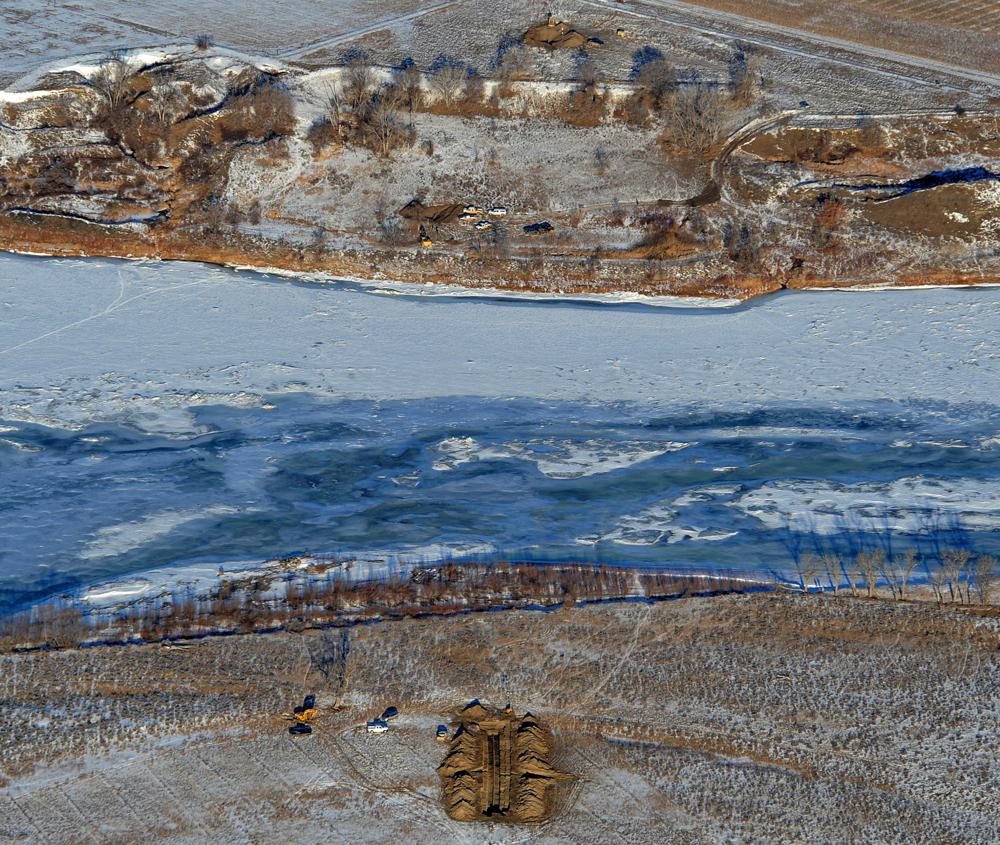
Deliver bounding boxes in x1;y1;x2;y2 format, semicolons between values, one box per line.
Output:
2;252;1000;611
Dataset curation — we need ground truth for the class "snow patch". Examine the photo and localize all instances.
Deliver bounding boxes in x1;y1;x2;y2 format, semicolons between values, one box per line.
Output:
582;485;743;546
81;506;243;560
431;437;689;478
733;477;1000;534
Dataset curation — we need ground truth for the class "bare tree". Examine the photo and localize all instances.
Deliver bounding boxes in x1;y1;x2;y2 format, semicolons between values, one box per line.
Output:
857;550;883;598
148;85;180;127
729;43;761;107
790;553;823;593
307;629;350;699
636;57;676;103
91;51;136;112
941;549;971;603
927;556;947;603
894;549;919;601
973;554;997;605
878;549;901;600
845;557;861;598
662;82;726;155
357;85;412;156
317;80;345;138
821;552;841;594
345;57;374;110
429;63;466;105
393;63;423;120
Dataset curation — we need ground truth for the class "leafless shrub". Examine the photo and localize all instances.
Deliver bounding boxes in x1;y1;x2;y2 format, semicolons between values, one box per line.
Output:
344;57;374;110
429;63;466;105
194;33;214;50
307;629;350;697
812;194;848;247
594;146;607;175
557;82;608;127
723;221;762;269
788;129;856;165
91;51;136;112
462;73;486;108
728;43;761;107
307;116;338;154
374;195;407;244
637;57;676;103
354;85;414;157
857;116;887;151
661;82;726;155
218;76;296;142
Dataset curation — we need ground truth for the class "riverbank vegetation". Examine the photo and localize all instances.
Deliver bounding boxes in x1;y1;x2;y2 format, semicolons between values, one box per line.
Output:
4;540;999;654
0;563;757;653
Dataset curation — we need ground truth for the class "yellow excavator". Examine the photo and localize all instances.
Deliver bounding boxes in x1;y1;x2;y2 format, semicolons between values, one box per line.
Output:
284;694;319;735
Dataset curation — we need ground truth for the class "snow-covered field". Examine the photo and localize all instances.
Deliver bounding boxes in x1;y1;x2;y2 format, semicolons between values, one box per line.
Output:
2;251;1000;611
0;0;430;83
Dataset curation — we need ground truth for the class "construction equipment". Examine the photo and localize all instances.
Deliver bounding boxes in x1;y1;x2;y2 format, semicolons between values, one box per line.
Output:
283;694;320;734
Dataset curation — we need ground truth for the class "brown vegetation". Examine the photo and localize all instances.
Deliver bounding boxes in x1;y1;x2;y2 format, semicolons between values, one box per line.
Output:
4;47;999;305
0;563;757;654
622;211;707;260
659;82;727;156
3;593;999;843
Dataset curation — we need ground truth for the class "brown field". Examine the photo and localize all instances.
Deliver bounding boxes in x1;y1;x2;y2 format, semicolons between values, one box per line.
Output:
2;593;999;843
684;0;1000;73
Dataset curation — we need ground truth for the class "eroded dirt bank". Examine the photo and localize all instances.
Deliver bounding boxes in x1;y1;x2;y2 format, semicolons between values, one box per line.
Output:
3;45;1000;302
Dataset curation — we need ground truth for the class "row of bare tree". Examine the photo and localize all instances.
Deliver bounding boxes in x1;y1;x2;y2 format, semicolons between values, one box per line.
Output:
0;562;756;652
791;548;997;605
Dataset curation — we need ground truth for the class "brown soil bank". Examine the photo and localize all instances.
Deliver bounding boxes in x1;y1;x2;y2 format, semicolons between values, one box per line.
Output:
6;211;998;302
0;211;780;301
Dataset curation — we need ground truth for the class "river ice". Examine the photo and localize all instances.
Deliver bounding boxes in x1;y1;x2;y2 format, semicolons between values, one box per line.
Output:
2;252;1000;610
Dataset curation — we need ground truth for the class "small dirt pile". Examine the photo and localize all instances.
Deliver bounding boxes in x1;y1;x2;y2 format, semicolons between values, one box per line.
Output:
523;17;590;50
398;199;463;224
438;701;573;824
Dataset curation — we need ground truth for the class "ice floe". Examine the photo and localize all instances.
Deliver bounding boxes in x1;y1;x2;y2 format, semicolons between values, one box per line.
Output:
732;477;1000;534
81;507;244;560
431;436;689;478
